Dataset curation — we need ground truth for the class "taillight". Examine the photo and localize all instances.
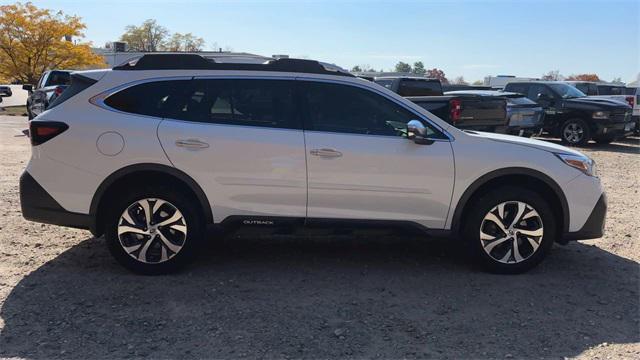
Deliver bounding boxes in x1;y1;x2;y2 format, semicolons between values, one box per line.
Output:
450;98;462;124
29;121;68;146
54;86;65;96
625;96;634;107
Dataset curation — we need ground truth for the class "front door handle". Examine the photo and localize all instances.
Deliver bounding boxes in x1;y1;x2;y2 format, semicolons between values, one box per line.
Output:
310;148;342;158
175;139;210;149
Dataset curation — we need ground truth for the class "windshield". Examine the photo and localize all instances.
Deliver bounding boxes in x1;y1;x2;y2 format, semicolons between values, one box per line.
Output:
548;83;586;99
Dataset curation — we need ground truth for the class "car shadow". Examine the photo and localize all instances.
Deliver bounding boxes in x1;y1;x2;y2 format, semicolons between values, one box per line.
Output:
0;233;638;359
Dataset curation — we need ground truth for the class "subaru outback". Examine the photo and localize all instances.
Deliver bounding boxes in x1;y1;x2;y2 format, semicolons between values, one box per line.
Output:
20;54;606;274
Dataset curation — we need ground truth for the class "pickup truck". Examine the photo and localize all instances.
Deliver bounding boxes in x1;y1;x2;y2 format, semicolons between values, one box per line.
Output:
505;81;634;145
445;90;544;137
22;70;71;119
373;76;511;133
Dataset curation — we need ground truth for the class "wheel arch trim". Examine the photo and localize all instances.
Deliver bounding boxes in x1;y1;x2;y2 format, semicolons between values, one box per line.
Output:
89;163;214;235
450;167;570;236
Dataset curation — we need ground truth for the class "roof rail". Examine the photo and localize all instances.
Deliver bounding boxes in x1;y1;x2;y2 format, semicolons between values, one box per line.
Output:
112;53;354;77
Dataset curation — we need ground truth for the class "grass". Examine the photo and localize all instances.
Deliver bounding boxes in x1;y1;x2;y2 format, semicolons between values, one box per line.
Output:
0;105;28;117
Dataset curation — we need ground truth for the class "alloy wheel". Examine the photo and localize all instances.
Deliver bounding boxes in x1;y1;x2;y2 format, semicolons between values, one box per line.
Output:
563;122;584;144
479;201;544;264
117;198;187;264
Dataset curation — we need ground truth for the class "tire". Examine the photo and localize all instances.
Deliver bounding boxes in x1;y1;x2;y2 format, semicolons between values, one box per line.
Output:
560;118;591;146
463;186;557;274
104;185;204;275
560;119;591;146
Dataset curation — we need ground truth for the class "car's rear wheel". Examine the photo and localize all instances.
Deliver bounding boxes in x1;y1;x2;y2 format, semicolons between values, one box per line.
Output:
561;118;591;146
463;186;556;274
105;186;204;274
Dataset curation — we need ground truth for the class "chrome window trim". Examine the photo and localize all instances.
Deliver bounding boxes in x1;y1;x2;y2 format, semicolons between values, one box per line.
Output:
90;74;454;141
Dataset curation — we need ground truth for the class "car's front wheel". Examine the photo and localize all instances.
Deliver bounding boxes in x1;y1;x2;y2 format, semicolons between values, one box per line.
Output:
105;186;204;274
561;118;591;146
464;187;556;274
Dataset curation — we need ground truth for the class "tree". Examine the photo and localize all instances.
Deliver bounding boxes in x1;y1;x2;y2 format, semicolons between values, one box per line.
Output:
0;2;105;84
166;33;205;52
395;61;412;73
472;80;484;85
350;64;375;73
120;19;168;52
452;76;468;85
412;61;426;75
541;70;563;81
565;73;600;82
426;68;448;83
610;77;623;84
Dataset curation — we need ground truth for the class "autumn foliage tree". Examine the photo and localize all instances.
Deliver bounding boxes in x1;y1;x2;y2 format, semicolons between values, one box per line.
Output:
0;2;105;84
565;74;601;82
425;68;448;84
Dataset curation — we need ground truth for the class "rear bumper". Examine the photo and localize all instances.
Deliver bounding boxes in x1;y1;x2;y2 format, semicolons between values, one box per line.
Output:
563;193;607;241
20;171;93;231
505;125;543;137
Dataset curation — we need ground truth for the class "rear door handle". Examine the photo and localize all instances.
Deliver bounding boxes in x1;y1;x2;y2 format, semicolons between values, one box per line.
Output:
310;148;342;158
175;139;210;149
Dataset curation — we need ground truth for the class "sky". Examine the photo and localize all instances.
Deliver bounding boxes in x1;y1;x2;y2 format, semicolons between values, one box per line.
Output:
6;0;640;83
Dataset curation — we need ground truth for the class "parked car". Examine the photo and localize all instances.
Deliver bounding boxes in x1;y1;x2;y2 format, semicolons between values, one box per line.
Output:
0;85;12;97
21;54;606;275
375;76;510;134
445;90;544;137
624;86;640;134
23;70;72;119
504;81;634;145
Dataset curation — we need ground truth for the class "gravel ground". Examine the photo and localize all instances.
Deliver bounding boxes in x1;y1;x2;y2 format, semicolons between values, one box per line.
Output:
0;115;638;359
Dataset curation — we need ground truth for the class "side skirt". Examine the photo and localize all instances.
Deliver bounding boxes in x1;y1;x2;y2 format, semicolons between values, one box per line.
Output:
216;216;453;239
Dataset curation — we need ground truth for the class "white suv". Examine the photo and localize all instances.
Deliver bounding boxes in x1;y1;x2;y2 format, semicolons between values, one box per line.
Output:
20;54;606;274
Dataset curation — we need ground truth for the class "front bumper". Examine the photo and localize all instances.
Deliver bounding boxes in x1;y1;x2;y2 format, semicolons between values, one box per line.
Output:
20;171;93;231
564;193;607;241
595;121;636;139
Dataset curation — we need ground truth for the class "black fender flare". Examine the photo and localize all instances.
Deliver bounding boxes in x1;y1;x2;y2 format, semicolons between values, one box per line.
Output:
89;163;214;234
449;167;570;236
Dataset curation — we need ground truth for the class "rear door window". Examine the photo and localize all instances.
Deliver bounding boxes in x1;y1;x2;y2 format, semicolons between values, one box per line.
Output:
505;83;528;97
171;79;300;129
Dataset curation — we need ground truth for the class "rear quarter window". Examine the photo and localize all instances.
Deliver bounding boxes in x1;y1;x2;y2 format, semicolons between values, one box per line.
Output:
104;80;191;118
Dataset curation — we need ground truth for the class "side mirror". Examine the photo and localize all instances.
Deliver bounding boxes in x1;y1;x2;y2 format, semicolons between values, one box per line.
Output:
406;120;434;145
536;93;551;102
22;84;33;92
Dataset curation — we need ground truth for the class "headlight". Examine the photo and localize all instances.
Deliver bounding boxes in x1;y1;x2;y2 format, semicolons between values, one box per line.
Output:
592;111;610;119
555;153;597;177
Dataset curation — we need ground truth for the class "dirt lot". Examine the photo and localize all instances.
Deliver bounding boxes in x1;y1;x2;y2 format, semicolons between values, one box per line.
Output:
0;115;638;359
